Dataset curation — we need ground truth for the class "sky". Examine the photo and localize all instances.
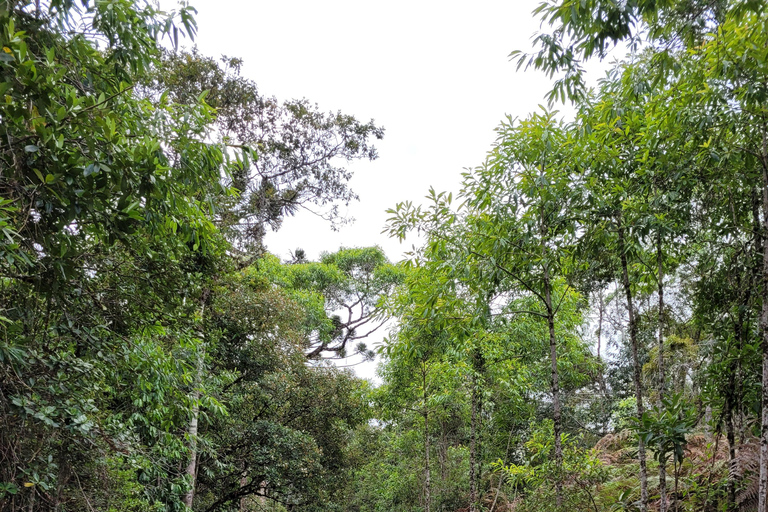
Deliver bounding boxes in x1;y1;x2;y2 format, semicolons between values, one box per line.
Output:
166;0;622;379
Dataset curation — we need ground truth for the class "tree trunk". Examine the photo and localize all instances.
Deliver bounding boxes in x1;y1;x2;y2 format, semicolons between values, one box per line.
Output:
618;220;649;512
538;200;564;510
724;294;748;512
657;233;667;512
597;291;605;361
439;417;447;481
595;292;609;397
423;363;431;512
183;291;209;510
469;371;478;512
673;458;680;512
725;390;737;510
424;409;431;512
182;372;201;509
757;157;768;512
543;267;564;509
239;473;248;512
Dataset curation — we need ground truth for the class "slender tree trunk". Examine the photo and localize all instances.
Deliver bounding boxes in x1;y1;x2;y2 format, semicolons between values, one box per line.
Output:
656;235;665;397
618;220;649;512
469;371;478;512
239;473;248;512
597;292;605;361
543;267;564;509
182;368;201;509
757;155;768;512
724;295;747;512
725;390;737;510
538;202;564;510
673;458;680;512
424;415;431;512
595;292;609;397
469;342;486;512
423;363;431;512
183;291;209;510
657;233;667;512
439;417;447;481
704;404;713;442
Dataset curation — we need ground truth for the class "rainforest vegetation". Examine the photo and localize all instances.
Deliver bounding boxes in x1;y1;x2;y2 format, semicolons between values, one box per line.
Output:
2;1;768;511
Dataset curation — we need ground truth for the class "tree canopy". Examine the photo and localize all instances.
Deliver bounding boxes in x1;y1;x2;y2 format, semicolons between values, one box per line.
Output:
4;1;768;512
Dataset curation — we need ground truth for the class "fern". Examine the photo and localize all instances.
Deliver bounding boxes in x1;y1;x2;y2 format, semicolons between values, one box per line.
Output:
729;439;760;511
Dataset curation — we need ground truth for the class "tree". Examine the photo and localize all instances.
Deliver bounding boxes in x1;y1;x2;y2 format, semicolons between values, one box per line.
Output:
386;110;601;511
249;246;402;360
146;50;385;253
513;0;761;103
462;110;584;509
377;327;454;512
0;2;385;509
177;248;392;511
0;1;234;509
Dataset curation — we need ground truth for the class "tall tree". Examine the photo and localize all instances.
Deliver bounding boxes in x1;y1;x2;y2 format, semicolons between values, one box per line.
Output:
146;50;385;253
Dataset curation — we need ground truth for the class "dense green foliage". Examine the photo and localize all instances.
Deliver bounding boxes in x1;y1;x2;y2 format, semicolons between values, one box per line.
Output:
356;2;768;512
0;1;387;511
4;0;768;512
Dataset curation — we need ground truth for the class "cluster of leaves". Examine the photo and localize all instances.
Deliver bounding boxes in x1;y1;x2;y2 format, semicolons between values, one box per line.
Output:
144;49;384;253
344;2;768;512
496;421;608;512
0;1;388;511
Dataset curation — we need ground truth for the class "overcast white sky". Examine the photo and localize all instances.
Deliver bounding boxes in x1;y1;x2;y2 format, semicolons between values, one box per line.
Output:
169;0;622;379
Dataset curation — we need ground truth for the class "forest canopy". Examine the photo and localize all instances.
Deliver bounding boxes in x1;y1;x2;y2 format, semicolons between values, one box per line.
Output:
2;1;768;512
0;1;387;510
